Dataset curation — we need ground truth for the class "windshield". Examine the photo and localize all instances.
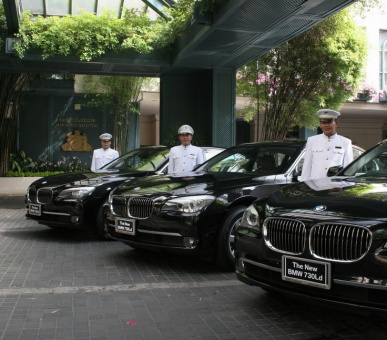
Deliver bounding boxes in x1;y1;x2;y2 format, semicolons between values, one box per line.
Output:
102;148;169;171
196;143;304;174
343;141;387;177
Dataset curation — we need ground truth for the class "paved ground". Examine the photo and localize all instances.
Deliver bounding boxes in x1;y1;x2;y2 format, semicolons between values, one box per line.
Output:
0;196;387;340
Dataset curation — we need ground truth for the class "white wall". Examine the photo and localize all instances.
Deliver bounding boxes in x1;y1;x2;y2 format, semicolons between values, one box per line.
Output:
355;2;387;94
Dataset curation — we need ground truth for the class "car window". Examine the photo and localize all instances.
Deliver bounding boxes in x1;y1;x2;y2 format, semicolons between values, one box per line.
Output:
103;148;169;171
352;147;364;160
202;147;224;160
154;147;224;175
196;144;304;174
343;142;387;177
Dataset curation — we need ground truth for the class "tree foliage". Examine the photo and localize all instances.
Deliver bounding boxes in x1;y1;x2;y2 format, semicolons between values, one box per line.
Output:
0;2;7;48
83;76;145;154
351;0;385;18
155;0;215;49
236;10;368;141
0;73;33;177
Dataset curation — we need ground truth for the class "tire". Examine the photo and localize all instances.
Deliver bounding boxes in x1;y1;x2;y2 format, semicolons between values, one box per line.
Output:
214;206;245;271
95;199;111;240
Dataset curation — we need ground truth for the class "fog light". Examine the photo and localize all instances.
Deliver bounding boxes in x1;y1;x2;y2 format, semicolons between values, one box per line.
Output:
183;237;196;247
237;258;245;273
71;216;80;223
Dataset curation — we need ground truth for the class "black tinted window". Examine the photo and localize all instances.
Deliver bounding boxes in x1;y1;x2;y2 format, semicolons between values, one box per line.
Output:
196;144;304;174
343;142;387;177
103;148;169;171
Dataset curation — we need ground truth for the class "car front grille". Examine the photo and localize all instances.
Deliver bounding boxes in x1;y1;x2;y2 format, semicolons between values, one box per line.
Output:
311;223;372;261
128;197;153;219
28;187;37;203
263;218;306;255
37;189;53;204
263;218;372;262
111;196;126;216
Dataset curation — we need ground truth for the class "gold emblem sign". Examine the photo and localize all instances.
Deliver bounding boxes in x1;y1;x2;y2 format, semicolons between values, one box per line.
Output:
62;130;92;152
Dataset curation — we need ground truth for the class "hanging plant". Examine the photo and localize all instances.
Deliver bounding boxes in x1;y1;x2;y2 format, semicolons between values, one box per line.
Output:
14;8;157;61
13;0;216;61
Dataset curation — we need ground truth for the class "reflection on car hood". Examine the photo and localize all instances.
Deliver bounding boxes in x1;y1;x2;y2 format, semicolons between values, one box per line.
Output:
29;170;144;188
113;171;270;197
268;176;387;219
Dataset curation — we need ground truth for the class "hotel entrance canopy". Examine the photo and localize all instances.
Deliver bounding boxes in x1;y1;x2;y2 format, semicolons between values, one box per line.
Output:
1;0;359;76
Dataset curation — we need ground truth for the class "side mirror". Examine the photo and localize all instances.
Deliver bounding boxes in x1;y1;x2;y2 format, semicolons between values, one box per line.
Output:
327;165;343;177
291;169;300;182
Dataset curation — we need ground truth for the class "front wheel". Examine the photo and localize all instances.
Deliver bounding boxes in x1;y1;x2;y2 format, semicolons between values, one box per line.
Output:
214;206;245;271
95;199;111;240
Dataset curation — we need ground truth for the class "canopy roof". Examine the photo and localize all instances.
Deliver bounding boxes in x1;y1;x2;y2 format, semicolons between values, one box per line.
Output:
1;0;359;76
12;0;164;20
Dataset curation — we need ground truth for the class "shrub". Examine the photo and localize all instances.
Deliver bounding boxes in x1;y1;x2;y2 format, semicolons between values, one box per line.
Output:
7;171;66;177
8;151;87;177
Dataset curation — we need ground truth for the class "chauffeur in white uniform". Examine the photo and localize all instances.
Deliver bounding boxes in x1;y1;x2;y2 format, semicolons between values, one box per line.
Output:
300;109;353;182
168;125;205;174
90;133;119;171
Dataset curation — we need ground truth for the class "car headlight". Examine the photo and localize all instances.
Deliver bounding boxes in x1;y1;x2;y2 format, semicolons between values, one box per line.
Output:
161;195;215;213
57;187;96;200
240;204;261;230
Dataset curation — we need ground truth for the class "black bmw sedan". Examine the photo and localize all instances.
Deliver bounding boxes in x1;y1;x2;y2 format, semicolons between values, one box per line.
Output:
25;146;224;237
235;139;387;312
105;140;314;270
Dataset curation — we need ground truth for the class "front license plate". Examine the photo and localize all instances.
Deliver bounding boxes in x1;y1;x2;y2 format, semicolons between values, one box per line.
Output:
115;218;136;235
282;256;331;289
29;204;41;216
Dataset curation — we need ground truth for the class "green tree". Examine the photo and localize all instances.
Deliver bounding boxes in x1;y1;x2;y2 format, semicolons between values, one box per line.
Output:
0;73;32;176
83;75;145;154
353;0;385;18
0;1;6;48
236;9;368;141
0;3;32;176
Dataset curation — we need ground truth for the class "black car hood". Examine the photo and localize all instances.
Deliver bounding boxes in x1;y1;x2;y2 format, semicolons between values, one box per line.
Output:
268;176;387;220
29;169;152;189
113;171;271;197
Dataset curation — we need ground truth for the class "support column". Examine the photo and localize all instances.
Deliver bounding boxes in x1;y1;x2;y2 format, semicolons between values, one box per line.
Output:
160;68;236;148
210;69;236;147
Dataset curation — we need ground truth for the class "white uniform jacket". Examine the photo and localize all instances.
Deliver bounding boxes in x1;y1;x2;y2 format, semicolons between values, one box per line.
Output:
91;148;119;171
300;133;353;182
168;144;205;174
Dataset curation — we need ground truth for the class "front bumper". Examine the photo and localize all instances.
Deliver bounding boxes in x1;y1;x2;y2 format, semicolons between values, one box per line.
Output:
235;256;387;312
25;198;98;229
235;228;387;312
105;208;220;255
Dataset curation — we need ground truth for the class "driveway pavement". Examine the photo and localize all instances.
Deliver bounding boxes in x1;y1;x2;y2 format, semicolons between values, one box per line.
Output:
0;196;386;339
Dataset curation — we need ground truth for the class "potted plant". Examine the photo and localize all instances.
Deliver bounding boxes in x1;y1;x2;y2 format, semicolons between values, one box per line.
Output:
379;89;387;102
354;83;377;102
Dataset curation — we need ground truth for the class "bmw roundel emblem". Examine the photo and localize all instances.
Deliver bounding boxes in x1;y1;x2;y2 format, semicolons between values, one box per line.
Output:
313;205;327;212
